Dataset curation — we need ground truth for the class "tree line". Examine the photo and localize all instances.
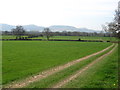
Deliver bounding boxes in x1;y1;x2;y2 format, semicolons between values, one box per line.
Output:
2;26;114;40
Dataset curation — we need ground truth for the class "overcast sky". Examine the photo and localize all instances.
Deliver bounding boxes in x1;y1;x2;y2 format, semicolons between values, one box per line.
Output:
0;0;119;30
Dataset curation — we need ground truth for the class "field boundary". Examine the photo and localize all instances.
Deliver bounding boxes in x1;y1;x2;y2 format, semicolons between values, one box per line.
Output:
52;44;117;88
0;39;108;42
4;44;114;88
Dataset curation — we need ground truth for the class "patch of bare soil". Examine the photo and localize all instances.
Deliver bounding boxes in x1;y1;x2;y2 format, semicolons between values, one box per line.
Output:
52;44;117;88
5;44;114;88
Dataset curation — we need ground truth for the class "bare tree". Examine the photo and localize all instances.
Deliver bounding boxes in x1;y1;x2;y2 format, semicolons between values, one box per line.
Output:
102;1;120;39
12;26;26;39
42;28;52;40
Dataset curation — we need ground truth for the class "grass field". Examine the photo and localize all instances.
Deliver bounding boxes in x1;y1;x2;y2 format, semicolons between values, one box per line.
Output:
2;35;16;39
2;35;28;39
2;35;118;41
29;36;118;41
25;44;115;88
63;46;118;88
2;41;112;85
50;36;118;41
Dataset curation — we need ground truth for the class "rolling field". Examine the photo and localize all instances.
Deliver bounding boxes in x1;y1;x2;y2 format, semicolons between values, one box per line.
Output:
2;41;112;85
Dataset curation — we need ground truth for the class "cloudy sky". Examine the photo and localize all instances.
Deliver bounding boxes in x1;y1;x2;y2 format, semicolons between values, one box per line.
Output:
0;0;119;30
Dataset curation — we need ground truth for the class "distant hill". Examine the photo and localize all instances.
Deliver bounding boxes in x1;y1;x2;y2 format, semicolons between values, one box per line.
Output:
49;25;99;33
0;24;44;31
78;28;98;33
0;24;101;33
0;24;15;31
49;25;77;32
23;24;44;31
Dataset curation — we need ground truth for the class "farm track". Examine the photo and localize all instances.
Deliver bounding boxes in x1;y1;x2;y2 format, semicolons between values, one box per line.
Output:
52;44;117;88
5;44;115;88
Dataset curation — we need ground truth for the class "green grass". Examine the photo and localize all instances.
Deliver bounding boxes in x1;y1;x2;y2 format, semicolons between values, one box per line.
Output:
2;35;119;41
0;35;2;39
2;35;28;39
2;35;16;39
25;44;115;88
3;41;111;85
29;36;118;41
50;36;117;41
63;46;118;88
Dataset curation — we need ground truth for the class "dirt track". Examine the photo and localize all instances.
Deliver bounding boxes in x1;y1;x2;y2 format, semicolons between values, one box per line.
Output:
52;44;117;88
5;44;115;88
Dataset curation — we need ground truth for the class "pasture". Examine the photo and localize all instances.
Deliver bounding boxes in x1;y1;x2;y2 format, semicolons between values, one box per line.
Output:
29;36;118;41
25;45;115;88
2;35;118;41
2;41;112;85
2;35;16;39
2;35;28;39
63;47;118;88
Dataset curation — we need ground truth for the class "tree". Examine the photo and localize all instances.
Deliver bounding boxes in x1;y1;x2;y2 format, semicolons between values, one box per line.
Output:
42;28;52;40
103;1;120;39
12;26;26;39
3;31;9;35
